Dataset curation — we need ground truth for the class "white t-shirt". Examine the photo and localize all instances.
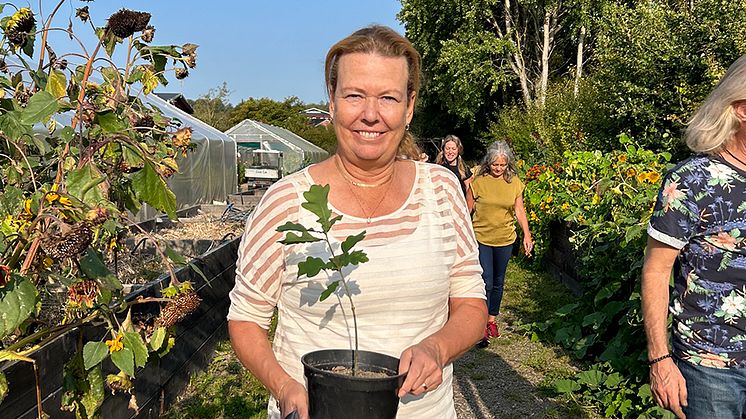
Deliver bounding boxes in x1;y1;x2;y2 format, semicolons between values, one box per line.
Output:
228;160;485;418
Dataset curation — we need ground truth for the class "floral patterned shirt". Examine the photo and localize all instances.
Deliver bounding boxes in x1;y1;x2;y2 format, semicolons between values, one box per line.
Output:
648;154;746;368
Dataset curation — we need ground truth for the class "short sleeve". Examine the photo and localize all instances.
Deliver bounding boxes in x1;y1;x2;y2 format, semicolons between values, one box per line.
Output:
439;171;485;299
647;164;700;250
227;180;300;328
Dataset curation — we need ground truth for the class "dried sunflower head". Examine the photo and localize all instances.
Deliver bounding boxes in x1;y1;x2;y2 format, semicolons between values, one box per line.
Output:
5;8;35;47
42;221;94;260
75;6;89;23
175;68;188;80
106;371;133;394
67;279;100;309
13;83;30;107
141;25;155;43
181;43;198;56
171;127;193;149
0;265;10;288
106;9;151;38
184;54;196;69
155;290;202;328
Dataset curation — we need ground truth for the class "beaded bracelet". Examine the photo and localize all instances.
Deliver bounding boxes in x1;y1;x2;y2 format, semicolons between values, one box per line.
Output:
648;353;672;365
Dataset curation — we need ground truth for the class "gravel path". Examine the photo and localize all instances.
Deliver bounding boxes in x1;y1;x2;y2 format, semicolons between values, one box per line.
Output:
450;316;590;419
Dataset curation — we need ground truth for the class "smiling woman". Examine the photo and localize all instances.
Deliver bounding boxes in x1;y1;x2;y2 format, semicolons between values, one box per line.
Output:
227;25;488;419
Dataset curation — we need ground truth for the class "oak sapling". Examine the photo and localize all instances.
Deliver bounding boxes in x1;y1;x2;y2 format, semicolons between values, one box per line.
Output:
276;184;368;374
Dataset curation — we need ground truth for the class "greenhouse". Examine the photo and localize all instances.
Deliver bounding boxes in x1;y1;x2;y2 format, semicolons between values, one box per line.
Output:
225;119;328;176
144;93;238;217
42;93;238;220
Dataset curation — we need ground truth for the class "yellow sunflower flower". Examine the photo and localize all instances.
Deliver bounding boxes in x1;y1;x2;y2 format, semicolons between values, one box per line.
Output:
106;334;124;353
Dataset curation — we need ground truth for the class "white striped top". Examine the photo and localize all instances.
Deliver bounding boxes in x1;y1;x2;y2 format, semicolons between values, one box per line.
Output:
228;160;485;418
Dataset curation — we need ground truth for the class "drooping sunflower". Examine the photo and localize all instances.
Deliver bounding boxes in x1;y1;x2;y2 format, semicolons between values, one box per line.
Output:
106;9;151;38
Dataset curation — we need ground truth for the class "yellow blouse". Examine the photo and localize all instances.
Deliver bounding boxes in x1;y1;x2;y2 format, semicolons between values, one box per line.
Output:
471;174;524;246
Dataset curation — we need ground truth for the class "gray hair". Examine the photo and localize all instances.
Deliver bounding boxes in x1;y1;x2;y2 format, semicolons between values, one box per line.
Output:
477;140;518;182
685;55;746;153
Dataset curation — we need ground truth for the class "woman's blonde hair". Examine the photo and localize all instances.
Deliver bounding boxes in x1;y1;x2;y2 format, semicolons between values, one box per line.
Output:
477;140;518;182
325;25;421;157
686;54;746;153
435;135;467;178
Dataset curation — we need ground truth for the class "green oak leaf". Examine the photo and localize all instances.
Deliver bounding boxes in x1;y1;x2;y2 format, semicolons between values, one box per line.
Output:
301;184;334;232
297;256;327;279
319;281;340;301
341;231;366;253
278;231;322;244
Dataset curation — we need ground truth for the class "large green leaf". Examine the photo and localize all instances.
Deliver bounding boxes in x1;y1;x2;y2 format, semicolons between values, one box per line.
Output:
297;256;327;279
131;161;176;219
301;184;334;232
122;332;149;368
66;165;106;205
0;274;38;338
81;366;104;418
20;91;58;124
83;341;109;370
0;371;7;404
278;231;321;245
0;111;32;140
341;231;366;253
110;347;135;377
149;327;167;351
576;369;606;388
94;110;126;133
554;379;581;394
46;69;67;99
80;249;122;291
0;186;23;216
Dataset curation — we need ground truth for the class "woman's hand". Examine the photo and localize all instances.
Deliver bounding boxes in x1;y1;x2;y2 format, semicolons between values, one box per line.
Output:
522;234;533;256
277;378;309;419
397;339;445;397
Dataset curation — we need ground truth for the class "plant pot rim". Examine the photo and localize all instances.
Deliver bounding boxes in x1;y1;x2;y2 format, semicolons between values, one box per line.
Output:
301;348;406;381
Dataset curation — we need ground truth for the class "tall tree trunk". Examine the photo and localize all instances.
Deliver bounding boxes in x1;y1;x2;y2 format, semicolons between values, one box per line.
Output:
539;9;552;107
574;25;586;98
504;0;533;106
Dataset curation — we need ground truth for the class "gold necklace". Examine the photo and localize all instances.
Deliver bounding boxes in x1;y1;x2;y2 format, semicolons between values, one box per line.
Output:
340;164;396;224
334;155;394;188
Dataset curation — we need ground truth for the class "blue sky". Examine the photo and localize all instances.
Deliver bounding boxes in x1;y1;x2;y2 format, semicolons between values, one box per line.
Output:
41;1;404;105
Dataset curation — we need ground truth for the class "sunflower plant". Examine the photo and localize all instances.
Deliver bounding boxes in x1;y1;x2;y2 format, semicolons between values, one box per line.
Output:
0;3;203;417
521;135;674;416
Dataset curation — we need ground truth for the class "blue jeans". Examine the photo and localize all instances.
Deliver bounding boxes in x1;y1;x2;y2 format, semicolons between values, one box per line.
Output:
477;242;513;316
675;356;746;418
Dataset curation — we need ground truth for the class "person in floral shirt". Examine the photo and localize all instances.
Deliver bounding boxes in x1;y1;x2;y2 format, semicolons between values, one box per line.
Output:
643;54;746;418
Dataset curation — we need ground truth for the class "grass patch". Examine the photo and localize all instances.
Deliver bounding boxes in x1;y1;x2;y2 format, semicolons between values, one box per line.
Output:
163;341;270;418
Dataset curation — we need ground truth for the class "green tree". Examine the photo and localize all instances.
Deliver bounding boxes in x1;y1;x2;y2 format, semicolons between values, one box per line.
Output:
583;0;746;155
190;82;234;131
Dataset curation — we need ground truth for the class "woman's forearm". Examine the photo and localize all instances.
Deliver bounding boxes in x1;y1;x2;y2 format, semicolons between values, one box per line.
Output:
423;298;487;366
228;320;294;397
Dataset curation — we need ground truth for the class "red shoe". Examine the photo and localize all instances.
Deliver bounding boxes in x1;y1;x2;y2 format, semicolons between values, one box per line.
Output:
487;321;500;338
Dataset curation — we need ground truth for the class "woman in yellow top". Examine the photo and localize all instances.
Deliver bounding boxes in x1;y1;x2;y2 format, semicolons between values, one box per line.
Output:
467;140;533;344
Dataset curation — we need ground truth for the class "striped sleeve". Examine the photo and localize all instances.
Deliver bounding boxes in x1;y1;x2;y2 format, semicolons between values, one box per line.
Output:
227;180;299;328
431;166;485;299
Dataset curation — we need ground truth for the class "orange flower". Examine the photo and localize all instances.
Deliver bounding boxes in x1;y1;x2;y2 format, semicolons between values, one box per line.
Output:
625;168;637;178
648;172;661;183
106;334;124;353
617;154;628;163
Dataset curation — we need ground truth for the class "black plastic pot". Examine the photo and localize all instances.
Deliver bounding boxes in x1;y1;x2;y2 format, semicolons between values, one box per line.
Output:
301;349;406;419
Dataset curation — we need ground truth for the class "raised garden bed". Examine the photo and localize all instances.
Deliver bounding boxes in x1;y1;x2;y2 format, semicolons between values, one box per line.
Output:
0;208;245;418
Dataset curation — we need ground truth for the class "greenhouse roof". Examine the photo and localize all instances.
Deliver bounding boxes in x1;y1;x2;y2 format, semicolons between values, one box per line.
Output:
225;119;327;154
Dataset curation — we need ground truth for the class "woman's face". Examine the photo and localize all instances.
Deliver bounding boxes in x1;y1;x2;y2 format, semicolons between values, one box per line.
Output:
443;140;459;164
489;155;509;178
329;52;415;165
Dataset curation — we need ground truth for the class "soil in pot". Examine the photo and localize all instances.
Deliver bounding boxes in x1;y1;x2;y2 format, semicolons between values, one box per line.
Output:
302;349;406;419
